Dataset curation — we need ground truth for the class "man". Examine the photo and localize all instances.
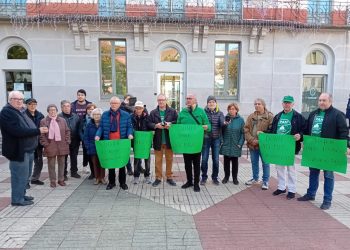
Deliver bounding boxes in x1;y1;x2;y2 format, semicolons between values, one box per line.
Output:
71;89;93;176
177;94;211;192
0;91;48;206
95;96;133;190
268;96;306;200
59;100;81;179
25;98;45;186
298;93;349;210
147;94;178;187
200;95;224;186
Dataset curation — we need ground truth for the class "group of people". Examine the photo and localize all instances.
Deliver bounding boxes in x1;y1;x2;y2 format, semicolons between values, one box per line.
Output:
0;89;348;211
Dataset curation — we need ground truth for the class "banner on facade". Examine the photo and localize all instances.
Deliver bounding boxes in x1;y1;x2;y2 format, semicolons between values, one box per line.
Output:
301;135;348;174
133;131;153;159
258;133;295;166
169;124;204;154
95;139;131;169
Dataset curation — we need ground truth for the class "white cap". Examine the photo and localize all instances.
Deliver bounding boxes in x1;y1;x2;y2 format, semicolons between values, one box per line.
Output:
135;101;144;108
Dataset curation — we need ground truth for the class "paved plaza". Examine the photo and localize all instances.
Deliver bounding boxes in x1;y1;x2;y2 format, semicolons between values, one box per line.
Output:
1;153;350;249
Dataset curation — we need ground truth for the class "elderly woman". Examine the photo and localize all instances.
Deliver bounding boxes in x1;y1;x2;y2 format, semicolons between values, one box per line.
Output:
40;104;70;188
83;108;105;185
220;103;245;185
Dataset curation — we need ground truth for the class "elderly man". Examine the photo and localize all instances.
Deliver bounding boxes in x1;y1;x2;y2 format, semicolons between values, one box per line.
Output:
147;94;178;187
298;93;349;210
177;94;211;192
0;91;48;206
268;96;306;200
95;96;133;190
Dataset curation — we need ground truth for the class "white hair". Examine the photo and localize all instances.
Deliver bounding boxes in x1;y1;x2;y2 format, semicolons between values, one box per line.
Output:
8;91;23;102
110;96;121;103
91;108;103;116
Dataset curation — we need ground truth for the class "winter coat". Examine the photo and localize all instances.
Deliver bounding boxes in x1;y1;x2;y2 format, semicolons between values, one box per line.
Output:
40;116;71;157
346;99;350;119
131;112;150;148
25;109;45;148
204;107;225;139
79;114;91;140
58;112;80;140
83;119;99;155
220;114;245;157
244;110;273;150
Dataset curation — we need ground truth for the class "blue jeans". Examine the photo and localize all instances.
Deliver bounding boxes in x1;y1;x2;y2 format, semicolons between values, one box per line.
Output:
201;137;220;181
307;168;334;204
9;152;33;203
250;149;270;183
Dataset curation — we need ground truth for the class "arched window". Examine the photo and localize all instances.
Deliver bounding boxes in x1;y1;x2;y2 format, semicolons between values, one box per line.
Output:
306;50;326;65
7;45;28;59
160;47;181;62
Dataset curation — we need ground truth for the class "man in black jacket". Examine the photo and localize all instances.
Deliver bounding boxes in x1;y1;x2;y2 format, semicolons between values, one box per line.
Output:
147;94;178;187
0;91;48;206
268;96;306;200
298;93;349;210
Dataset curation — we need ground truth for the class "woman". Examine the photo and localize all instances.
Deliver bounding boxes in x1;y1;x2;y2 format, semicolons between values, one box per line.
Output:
83;108;106;185
244;98;273;190
80;103;97;179
40;104;70;188
220;103;245;185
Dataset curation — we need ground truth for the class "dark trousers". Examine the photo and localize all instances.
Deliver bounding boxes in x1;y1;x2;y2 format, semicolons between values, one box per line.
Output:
108;167;126;185
31;147;43;181
224;156;238;180
183;153;201;185
64;138;79;175
134;158;150;178
91;155;105;180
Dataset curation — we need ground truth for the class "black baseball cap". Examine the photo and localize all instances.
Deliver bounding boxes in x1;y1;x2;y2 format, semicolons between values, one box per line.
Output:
25;98;37;105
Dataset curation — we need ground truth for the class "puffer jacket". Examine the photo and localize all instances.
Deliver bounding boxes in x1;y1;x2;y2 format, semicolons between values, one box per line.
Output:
220;114;245;157
204;106;224;139
83;119;99;155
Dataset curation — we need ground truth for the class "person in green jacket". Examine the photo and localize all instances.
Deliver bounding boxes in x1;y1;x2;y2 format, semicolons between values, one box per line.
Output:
177;94;211;192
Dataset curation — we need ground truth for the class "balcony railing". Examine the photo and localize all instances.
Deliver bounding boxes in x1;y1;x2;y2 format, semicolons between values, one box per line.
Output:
0;0;349;27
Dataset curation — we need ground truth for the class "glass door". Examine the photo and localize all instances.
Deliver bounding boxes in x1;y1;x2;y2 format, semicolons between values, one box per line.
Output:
158;73;182;111
302;75;326;118
5;71;32;101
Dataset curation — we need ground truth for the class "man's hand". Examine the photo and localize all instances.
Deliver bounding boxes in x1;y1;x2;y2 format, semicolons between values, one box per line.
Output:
39;127;49;134
95;136;100;141
294;133;301;141
202;125;208;131
164;122;171;129
128;135;134;140
155;123;164;129
257;131;263;135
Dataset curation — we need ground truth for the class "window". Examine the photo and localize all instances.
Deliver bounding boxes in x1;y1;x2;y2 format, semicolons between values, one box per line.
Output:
214;42;240;98
7;45;28;59
306;50;326;65
160;47;181;62
100;39;127;97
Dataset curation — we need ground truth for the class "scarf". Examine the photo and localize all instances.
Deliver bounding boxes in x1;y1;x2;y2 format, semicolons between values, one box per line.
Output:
48;116;61;141
110;109;119;132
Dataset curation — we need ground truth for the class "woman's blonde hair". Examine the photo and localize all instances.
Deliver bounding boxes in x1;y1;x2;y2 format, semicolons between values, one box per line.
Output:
227;102;239;112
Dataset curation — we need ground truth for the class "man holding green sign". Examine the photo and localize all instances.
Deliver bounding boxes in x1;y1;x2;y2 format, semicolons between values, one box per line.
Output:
298;93;349;210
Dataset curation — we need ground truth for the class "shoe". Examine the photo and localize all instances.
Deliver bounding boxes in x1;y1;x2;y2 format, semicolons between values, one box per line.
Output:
101;179;107;185
11;200;34;206
261;182;269;190
222;178;228;184
245;179;259;185
127;170;134;176
144;177;152;184
233;179;239;185
24;196;34;201
57;181;66;186
50;182;56;188
106;183;116;190
273;189;286;196
213;179;220;186
94;179;99;185
31;180;44;185
152;179;161;187
26;183;30;189
194;184;200;192
88;174;94;180
139;167;145;174
133;177;139;184
287;192;295;200
120;183;128;190
297;194;315;201
166;179;176;186
181;182;193;189
64;175;68;181
200;179;207;185
82;167;89;174
71;172;81;178
320;202;331;210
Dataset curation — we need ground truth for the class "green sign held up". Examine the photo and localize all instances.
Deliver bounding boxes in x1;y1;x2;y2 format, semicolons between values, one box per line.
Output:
301;135;348;174
169;124;204;154
134;131;153;159
95;139;131;169
258;133;295;166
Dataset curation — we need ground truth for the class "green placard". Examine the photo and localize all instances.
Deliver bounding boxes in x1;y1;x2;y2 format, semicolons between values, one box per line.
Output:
258;133;295;166
169;124;204;154
301;135;348;174
134;131;153;159
95;139;131;169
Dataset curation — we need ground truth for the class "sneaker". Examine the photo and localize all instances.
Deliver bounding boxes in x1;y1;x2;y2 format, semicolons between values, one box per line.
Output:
166;179;176;186
320;202;331;210
181;182;193;189
144;177;152;184
31;180;44;185
222;177;229;184
297;194;315;201
82;167;89;174
194;184;200;192
200;179;207;186
120;183;128;190
127;170;134;176
286;192;295;200
152;179;161;187
212;179;220;186
261;182;269;190
133;177;139;184
245;179;259;185
71;172;81;178
233;179;239;185
273;189;286;196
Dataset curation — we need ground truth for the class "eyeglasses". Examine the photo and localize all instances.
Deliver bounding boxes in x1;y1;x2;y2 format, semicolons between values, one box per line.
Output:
11;98;24;101
186;98;193;100
157;99;166;101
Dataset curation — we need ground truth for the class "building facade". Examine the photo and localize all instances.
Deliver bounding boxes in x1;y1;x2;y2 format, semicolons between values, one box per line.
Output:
0;0;349;117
